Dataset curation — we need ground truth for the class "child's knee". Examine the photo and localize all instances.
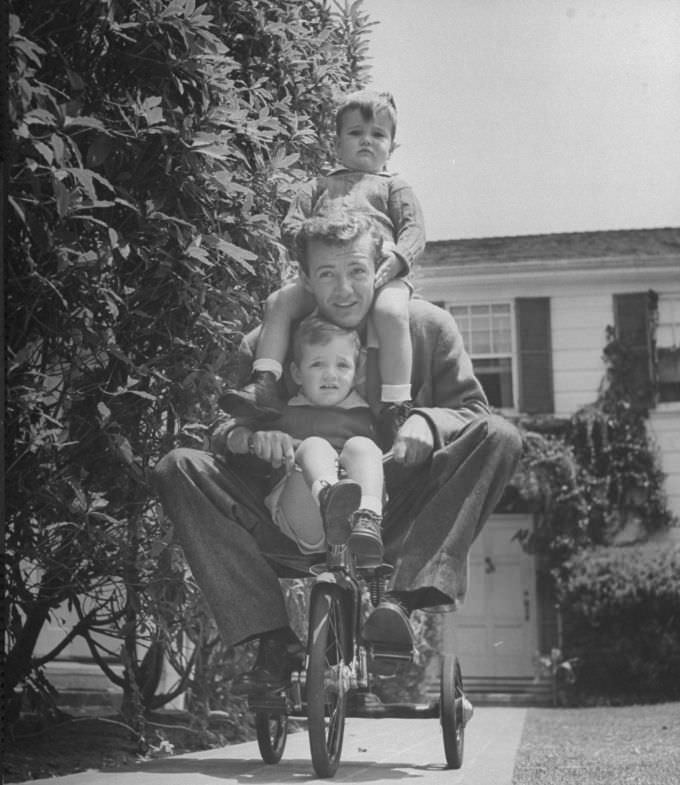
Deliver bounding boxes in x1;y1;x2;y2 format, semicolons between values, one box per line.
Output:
373;285;411;329
296;436;333;459
342;436;382;461
264;280;312;320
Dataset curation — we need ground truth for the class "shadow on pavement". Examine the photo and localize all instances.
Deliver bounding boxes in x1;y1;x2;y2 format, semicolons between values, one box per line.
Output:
117;754;446;782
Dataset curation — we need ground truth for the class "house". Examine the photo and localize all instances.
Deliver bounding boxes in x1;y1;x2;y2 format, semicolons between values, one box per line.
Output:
416;227;680;696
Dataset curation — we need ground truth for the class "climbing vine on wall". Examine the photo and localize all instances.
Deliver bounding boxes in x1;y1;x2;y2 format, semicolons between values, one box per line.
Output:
511;294;674;574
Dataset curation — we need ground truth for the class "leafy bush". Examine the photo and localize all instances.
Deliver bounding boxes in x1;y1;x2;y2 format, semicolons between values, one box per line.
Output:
558;545;680;701
5;0;373;722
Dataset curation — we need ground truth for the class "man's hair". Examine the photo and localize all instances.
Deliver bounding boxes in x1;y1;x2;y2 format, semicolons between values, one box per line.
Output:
294;211;383;274
335;89;397;139
292;314;361;365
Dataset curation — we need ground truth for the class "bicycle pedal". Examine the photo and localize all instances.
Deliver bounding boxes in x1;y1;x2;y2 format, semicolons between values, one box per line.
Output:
247;693;289;712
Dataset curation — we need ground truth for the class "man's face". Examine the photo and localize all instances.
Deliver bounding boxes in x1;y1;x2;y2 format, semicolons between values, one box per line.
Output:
301;234;377;329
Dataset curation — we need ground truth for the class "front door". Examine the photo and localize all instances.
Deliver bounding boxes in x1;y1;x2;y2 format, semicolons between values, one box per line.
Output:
443;513;536;678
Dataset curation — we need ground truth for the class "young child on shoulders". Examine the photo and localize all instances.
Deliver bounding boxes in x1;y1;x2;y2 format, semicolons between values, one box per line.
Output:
225;315;385;567
221;89;426;444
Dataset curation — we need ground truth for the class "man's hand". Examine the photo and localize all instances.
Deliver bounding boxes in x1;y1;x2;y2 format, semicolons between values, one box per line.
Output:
391;414;435;466
374;251;404;289
250;430;298;471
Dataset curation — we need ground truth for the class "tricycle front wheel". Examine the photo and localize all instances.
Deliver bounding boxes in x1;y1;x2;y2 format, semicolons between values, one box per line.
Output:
307;585;348;778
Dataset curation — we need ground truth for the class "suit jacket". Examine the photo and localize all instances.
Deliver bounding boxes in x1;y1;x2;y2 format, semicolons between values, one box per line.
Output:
214;298;489;455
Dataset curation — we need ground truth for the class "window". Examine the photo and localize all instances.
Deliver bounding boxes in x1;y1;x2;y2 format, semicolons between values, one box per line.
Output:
449;303;515;409
656;294;680;404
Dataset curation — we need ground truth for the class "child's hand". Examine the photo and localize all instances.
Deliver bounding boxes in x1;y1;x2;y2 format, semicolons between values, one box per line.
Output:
249;430;298;472
375;251;404;289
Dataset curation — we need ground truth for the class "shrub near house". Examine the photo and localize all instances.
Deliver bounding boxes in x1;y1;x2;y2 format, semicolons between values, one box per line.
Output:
559;545;680;701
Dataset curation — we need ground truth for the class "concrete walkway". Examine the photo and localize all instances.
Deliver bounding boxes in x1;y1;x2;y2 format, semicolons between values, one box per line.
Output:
24;707;527;784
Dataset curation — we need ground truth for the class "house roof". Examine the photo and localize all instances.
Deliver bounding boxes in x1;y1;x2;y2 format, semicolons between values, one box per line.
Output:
420;227;680;268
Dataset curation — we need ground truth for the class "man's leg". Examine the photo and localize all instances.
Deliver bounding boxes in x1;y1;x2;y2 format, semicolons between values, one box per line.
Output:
363;415;521;647
152;447;308;649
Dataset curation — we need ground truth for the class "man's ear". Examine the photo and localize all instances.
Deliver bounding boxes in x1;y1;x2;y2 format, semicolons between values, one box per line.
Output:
290;361;302;386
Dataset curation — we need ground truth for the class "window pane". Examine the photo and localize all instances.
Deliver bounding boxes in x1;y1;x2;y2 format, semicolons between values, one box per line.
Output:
658;347;680;402
474;357;514;408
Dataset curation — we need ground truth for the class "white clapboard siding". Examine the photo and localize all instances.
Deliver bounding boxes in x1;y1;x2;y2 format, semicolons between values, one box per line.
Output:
649;411;680;518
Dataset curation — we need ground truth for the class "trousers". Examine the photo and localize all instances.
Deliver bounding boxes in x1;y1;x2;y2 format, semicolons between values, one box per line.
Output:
152;414;522;649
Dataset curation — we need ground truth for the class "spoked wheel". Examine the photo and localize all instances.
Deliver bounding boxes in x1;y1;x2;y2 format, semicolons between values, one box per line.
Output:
255;711;288;764
440;654;465;769
307;585;349;778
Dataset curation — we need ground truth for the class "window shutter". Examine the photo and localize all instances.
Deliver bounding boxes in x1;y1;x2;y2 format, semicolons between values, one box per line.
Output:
516;297;554;414
613;292;654;410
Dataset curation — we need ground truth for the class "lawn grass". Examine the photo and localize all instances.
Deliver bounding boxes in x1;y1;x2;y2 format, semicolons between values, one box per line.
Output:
512;703;680;785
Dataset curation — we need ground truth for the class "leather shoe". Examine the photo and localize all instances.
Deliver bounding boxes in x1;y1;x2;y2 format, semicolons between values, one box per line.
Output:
362;598;414;652
318;479;361;547
219;371;285;419
231;637;303;696
348;508;383;568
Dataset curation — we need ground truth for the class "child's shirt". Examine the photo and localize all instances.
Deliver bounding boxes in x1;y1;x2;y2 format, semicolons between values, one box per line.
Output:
282;169;426;273
269;389;375;451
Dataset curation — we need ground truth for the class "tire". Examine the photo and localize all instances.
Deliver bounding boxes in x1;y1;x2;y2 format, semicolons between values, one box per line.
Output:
307;585;348;778
440;654;465;769
255;711;288;764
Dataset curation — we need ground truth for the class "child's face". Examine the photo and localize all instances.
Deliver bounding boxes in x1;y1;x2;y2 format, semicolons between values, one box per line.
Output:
291;334;357;407
335;108;394;173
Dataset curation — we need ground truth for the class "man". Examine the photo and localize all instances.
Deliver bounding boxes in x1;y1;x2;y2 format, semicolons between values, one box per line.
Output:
153;212;522;692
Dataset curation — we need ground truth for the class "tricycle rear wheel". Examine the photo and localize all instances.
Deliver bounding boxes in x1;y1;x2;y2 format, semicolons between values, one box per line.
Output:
255;710;288;764
440;654;465;769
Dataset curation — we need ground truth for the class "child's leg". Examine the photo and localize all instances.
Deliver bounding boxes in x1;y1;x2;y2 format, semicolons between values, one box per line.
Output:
255;278;316;372
295;437;361;547
340;436;385;567
372;279;412;404
338;437;384;514
295;436;340;497
220;279;315;417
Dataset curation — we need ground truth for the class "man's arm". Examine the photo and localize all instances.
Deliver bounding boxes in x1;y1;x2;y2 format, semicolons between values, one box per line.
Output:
393;303;489;463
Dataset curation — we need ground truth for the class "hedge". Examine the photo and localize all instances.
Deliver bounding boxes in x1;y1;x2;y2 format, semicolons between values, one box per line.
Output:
559;543;680;701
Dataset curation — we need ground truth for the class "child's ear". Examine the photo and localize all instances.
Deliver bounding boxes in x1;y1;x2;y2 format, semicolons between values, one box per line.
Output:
290;362;302;386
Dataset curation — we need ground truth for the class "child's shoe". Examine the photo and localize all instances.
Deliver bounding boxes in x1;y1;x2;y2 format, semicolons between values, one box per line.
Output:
376;400;413;448
318;479;362;548
219;371;285;419
348;508;383;568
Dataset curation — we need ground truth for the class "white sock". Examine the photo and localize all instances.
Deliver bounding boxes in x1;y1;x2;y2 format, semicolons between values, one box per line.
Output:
253;358;283;380
381;384;411;403
359;495;382;516
311;478;336;506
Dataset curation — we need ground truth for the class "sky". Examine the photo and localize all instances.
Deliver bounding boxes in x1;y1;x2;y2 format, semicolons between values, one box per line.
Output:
361;0;680;240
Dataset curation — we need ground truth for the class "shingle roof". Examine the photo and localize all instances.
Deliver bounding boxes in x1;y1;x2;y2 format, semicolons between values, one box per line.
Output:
420;227;680;268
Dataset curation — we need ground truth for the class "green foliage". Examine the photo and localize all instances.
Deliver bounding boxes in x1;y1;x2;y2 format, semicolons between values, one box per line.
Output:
558;545;680;701
5;0;374;719
511;319;674;572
